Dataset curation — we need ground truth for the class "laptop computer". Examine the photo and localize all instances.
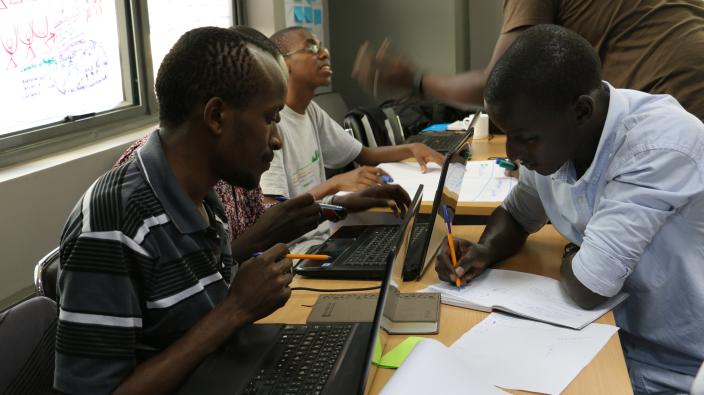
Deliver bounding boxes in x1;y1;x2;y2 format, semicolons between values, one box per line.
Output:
176;185;422;395
401;133;472;281
403;109;481;153
296;127;472;281
294;186;424;280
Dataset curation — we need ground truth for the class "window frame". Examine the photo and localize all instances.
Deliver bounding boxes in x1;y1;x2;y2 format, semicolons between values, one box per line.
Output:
0;0;242;168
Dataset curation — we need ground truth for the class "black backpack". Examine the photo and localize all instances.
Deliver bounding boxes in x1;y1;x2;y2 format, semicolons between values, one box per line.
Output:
380;96;477;137
343;106;393;147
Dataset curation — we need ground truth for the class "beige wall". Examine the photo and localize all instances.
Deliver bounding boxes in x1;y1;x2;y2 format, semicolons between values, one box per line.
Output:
469;0;503;69
328;0;469;109
247;0;502;108
0;127;150;308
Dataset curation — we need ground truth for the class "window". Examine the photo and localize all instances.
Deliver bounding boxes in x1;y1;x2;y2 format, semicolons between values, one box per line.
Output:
147;0;234;78
0;0;132;135
0;0;242;167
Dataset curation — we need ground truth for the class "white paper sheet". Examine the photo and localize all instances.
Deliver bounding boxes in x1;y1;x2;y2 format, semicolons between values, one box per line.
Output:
377;160;517;203
451;313;620;394
421;269;628;329
380;313;618;395
380;338;508;395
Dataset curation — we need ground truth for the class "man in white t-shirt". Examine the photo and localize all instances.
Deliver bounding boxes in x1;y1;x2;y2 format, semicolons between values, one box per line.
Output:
261;27;443;253
261;27;444;202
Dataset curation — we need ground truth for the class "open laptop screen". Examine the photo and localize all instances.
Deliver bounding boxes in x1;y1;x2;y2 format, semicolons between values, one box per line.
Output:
359;186;423;394
402;130;473;281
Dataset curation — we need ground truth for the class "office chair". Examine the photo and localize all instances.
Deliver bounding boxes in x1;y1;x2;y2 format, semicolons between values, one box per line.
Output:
34;246;60;302
380;107;407;145
0;296;58;395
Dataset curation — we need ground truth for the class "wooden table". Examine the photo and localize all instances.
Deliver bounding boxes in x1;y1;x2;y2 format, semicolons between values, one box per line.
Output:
260;224;633;394
414;134;508;216
457;134;509;216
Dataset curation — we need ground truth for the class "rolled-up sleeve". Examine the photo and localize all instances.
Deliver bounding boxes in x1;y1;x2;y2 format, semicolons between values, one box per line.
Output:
573;148;704;297
501;169;548;233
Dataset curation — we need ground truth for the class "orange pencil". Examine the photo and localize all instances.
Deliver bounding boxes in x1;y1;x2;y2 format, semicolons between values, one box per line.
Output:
286;253;331;261
252;252;331;261
443;205;462;288
447;233;461;288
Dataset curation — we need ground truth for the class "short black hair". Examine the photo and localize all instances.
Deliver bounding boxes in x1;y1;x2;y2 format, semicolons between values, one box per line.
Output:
485;24;602;111
155;26;280;128
270;26;307;54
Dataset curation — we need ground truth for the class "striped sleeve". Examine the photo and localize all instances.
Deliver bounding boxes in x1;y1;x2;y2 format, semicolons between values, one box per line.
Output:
55;168;146;395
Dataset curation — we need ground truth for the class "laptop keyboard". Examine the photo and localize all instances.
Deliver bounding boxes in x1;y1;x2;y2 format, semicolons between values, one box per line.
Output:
410;222;429;245
338;227;398;266
412;134;466;152
242;324;353;395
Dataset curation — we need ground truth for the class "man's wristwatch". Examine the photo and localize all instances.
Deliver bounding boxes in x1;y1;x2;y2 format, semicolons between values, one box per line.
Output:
563;242;580;258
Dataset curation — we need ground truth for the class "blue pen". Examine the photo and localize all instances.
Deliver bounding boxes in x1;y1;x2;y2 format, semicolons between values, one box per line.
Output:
442;205;452;234
272;195;289;202
380;175;394;184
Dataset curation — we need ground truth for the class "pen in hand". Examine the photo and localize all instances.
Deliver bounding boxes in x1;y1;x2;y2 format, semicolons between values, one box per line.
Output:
252;252;332;261
443;206;461;289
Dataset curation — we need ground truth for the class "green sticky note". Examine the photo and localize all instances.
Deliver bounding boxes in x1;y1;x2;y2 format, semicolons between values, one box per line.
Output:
373;336;425;369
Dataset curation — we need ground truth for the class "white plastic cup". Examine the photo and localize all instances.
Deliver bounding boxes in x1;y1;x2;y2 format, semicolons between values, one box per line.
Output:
473;113;490;139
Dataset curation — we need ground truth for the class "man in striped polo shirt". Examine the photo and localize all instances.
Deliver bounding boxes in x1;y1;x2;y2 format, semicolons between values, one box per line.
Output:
54;27;308;395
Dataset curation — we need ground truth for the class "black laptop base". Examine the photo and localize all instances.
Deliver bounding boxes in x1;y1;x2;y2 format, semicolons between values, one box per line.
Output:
405;131;469;153
177;322;373;395
294;225;398;280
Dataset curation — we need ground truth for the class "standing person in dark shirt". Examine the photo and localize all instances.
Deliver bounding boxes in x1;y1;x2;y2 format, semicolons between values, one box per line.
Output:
354;0;704;121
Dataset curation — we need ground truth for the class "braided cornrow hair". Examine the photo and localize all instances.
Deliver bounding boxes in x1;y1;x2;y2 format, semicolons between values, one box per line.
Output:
155;26;281;128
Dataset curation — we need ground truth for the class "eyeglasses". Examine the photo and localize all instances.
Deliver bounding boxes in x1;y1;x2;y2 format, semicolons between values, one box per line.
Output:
284;42;328;57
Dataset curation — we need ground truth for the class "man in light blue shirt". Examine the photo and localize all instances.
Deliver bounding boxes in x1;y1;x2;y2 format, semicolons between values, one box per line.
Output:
435;25;704;393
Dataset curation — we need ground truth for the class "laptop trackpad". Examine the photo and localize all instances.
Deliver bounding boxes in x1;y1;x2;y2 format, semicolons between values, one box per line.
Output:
300;238;356;268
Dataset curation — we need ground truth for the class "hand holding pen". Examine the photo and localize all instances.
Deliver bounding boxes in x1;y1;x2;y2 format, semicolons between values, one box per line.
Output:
442;205;461;288
226;243;293;322
435;212;492;287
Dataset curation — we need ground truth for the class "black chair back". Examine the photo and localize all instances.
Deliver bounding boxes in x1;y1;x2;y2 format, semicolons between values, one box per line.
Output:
0;296;58;394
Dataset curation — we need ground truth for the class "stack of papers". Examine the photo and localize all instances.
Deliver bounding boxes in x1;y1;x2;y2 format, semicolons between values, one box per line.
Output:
381;312;620;395
377;160;517;203
421;269;628;329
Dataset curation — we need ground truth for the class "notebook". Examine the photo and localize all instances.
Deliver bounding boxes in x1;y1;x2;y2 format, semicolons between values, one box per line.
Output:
294;185;423;279
421;269;628;330
176;181;421;395
403;109;481;153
